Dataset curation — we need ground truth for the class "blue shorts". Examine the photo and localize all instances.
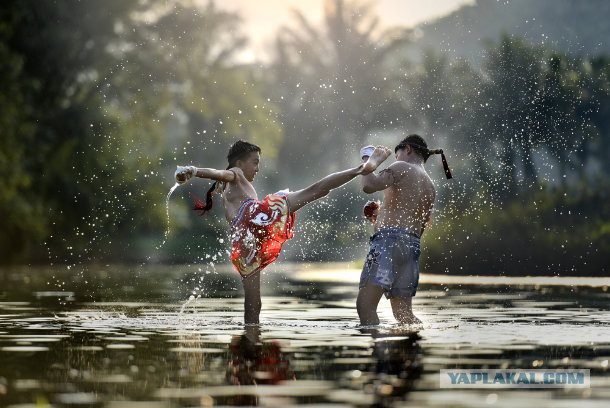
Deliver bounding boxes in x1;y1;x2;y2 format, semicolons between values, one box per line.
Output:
359;227;421;298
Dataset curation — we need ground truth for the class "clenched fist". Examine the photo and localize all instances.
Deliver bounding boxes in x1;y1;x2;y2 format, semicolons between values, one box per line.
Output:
363;200;380;223
175;165;197;184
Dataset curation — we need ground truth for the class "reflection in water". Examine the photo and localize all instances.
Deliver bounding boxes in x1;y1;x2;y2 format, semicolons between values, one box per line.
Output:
1;266;610;407
226;326;295;405
365;328;423;407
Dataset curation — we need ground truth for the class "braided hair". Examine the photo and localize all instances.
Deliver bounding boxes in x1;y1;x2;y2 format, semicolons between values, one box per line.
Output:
194;140;261;215
394;134;452;179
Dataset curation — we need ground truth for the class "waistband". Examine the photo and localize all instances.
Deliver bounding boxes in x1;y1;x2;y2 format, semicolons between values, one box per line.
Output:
372;227;420;240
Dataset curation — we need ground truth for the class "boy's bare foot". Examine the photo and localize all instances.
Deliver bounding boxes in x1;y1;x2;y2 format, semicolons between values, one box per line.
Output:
361;146;392;174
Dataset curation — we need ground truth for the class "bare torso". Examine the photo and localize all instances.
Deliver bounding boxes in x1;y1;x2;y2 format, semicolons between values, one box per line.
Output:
375;161;436;235
221;168;258;223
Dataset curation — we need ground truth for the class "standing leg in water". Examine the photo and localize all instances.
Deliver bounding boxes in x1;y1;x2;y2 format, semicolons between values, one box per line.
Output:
356;283;385;325
390;297;421;325
242;273;261;325
287;147;391;212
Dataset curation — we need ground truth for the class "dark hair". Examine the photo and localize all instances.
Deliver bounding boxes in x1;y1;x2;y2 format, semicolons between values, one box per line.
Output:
194;140;261;215
226;140;261;168
394;134;453;179
395;134;431;162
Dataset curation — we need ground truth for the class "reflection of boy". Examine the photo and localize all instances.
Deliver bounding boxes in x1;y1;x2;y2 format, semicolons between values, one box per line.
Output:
361;328;423;404
227;327;295;388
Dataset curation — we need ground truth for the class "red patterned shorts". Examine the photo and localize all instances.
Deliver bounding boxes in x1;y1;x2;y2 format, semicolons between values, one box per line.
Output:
230;193;296;279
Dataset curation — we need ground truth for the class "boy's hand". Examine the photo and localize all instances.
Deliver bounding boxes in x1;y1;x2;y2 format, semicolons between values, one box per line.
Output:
363;200;380;223
175;165;196;184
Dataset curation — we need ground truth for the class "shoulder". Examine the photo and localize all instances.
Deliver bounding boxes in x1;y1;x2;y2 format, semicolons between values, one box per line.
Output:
228;167;245;179
385;161;416;177
220;167;246;187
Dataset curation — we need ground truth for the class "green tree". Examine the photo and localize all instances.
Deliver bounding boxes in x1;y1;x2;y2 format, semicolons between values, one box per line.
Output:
0;13;40;260
480;35;546;196
0;0;282;264
458;36;596;199
270;0;410;183
580;56;610;175
0;0;141;263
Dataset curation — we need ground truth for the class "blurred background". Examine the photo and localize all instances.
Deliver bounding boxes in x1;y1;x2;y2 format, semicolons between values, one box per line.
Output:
1;0;609;276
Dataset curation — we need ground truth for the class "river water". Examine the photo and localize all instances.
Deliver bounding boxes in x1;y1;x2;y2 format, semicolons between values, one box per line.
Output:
1;264;609;407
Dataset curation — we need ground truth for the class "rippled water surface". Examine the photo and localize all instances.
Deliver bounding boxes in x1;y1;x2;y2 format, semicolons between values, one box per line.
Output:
1;264;610;407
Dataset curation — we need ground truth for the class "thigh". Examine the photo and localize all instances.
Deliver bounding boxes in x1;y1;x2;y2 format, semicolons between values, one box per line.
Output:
361;235;396;291
387;237;419;298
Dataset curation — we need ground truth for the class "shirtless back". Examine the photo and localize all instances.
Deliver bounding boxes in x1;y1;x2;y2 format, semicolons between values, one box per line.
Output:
375;161;435;236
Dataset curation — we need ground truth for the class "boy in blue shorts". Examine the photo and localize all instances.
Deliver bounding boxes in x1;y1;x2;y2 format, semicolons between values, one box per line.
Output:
358;135;450;325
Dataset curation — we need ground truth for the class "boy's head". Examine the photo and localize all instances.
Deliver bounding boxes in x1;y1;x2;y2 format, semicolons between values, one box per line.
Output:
394;134;430;162
228;140;261;182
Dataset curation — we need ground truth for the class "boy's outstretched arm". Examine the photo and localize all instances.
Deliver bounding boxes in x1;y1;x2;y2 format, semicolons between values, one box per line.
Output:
193;167;236;182
175;165;235;184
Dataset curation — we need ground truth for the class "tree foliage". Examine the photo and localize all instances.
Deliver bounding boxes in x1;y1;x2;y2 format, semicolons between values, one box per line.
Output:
270;0;411;182
0;0;281;264
1;0;609;274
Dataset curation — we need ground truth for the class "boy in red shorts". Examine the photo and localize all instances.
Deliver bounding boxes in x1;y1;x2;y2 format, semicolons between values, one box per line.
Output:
175;140;391;324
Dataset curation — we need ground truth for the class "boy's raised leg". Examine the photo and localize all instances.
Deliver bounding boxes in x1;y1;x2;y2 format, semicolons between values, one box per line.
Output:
287;147;391;212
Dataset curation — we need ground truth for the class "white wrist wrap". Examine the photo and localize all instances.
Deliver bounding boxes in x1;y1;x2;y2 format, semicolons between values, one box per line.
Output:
360;145;375;159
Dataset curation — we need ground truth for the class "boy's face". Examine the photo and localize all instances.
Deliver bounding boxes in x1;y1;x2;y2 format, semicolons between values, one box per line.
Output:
238;151;260;182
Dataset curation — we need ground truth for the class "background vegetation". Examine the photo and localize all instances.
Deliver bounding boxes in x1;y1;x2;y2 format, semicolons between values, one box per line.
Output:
1;0;608;276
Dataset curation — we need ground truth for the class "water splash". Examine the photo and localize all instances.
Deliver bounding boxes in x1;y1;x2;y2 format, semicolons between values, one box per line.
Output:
158;182;180;249
179;295;196;315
